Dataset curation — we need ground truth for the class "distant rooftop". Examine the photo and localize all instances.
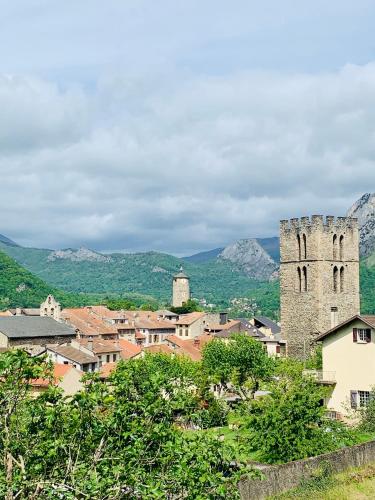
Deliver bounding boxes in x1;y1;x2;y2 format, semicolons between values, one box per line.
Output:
0;317;76;339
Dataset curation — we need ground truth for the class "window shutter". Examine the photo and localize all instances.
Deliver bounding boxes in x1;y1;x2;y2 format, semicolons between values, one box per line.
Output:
350;390;358;409
276;345;280;354
353;328;358;343
366;329;372;343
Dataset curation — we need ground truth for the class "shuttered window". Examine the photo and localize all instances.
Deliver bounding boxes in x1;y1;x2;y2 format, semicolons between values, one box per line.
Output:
354;328;372;343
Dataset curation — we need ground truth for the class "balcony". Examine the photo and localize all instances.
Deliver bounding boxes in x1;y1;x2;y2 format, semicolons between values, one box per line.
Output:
303;370;336;384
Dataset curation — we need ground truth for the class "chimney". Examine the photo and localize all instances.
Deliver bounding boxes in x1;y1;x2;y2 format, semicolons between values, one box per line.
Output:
87;336;93;352
15;307;22;316
219;312;228;325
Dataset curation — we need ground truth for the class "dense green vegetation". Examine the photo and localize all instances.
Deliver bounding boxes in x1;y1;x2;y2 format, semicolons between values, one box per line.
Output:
0;240;280;315
0;350;253;499
0;251;103;309
4;237;375;317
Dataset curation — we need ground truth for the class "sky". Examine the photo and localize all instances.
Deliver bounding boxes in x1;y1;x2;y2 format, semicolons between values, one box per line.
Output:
1;0;375;255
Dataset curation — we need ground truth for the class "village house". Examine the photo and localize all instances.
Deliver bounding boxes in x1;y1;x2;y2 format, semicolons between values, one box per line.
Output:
314;315;375;417
46;344;99;372
31;364;83;396
0;316;76;354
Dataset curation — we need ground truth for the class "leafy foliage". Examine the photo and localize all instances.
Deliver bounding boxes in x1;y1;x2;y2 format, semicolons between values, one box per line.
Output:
246;373;354;464
169;299;203;314
0;350;252;499
202;334;274;399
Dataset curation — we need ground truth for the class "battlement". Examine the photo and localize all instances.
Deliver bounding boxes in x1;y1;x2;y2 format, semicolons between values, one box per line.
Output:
280;215;358;233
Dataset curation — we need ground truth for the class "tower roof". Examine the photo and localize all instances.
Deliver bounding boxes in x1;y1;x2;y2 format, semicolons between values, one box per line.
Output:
174;266;189;279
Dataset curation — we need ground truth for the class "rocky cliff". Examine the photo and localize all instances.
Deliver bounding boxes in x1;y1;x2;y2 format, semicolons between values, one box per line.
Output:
347;193;375;257
218;239;279;281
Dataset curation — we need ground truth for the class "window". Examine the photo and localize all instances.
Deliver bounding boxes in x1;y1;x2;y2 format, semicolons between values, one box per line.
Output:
113;354;117;362
297;234;301;260
330;307;338;328
302;233;307;259
333;266;338;292
339;235;344;260
340;266;344;292
185;329;188;336
106;355;110;363
276;345;280;354
353;328;371;343
359;391;370;407
297;267;302;292
63;361;69;365
302;266;307;292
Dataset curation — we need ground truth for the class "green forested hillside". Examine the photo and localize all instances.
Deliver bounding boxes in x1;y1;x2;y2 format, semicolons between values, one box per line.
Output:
0;242;277;307
0;251;106;309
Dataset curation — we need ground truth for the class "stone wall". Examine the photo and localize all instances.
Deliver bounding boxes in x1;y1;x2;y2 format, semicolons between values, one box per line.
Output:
280;215;360;358
239;440;375;500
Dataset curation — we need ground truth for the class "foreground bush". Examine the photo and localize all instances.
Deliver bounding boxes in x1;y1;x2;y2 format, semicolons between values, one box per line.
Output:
246;375;355;464
0;350;252;499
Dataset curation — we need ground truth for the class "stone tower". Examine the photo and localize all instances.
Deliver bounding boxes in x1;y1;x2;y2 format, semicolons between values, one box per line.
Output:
280;215;360;359
172;267;190;307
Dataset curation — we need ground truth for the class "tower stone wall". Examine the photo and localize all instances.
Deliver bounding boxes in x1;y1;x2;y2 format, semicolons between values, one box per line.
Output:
280;215;360;359
172;270;190;308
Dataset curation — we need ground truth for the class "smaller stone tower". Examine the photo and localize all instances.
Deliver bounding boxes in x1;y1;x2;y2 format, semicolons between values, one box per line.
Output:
172;267;190;307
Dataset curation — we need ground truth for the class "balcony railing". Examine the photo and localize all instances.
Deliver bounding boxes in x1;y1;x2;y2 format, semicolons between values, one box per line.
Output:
303;370;336;383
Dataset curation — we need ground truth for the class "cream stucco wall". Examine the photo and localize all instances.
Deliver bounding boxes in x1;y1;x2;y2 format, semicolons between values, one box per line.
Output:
322;319;375;415
58;367;83;396
0;332;9;347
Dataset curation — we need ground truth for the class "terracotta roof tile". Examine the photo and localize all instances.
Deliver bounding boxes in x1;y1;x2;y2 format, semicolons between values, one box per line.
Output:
176;312;205;326
118;339;142;359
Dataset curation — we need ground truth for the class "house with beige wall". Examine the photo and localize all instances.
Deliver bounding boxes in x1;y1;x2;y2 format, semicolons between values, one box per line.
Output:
316;315;375;417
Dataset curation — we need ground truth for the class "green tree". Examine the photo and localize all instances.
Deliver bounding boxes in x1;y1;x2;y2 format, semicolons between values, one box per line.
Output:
202;334;274;400
169;299;203;314
0;350;251;499
246;375;350;463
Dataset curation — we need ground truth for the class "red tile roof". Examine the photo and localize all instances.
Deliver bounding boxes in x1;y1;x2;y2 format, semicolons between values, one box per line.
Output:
143;344;175;355
118;339;141;360
31;363;81;387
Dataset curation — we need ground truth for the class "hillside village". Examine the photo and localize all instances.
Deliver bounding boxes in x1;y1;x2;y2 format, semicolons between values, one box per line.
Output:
4;208;375;498
0;209;372;418
0;268;284;394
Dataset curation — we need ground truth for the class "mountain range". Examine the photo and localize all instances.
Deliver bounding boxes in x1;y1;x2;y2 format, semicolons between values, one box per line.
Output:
1;193;375;316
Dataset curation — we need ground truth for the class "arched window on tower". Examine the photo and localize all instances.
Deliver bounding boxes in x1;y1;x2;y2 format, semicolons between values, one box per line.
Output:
297;234;301;260
333;266;338;293
303;266;307;292
339;235;344;261
297;267;302;292
340;266;344;292
302;234;307;259
333;234;338;260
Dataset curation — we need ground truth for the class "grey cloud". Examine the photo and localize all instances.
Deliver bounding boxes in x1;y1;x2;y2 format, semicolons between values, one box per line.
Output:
1;63;375;253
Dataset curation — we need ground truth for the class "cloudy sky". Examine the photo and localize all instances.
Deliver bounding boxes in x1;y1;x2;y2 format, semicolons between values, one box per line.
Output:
1;0;375;255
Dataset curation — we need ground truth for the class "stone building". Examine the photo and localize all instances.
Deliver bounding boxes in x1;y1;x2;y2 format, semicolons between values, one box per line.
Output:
280;215;360;359
40;295;61;321
172;267;190;307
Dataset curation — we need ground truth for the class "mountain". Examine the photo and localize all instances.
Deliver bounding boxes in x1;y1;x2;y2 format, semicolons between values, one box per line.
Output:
218;239;279;281
184;248;223;263
0;234;19;247
0;239;279;315
347;193;375;257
